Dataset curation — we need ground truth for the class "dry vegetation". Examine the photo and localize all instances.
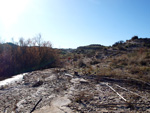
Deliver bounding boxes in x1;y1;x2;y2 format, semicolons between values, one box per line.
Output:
109;48;150;81
1;36;150;86
0;35;60;80
0;36;150;112
61;38;150;87
58;43;150;112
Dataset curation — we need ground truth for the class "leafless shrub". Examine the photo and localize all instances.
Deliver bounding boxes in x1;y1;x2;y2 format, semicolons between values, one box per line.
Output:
74;91;93;104
78;59;86;68
0;35;60;79
90;59;100;65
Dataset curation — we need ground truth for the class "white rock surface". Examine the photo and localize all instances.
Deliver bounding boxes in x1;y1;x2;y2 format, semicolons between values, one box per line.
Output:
0;73;27;86
33;96;72;113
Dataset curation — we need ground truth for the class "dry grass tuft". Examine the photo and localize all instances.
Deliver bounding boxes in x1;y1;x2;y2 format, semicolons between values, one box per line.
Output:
74;91;93;104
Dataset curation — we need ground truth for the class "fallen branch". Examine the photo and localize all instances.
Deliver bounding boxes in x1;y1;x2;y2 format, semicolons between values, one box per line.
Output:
115;84;141;97
102;83;127;102
3;107;8;113
30;98;42;113
130;78;150;86
65;73;73;77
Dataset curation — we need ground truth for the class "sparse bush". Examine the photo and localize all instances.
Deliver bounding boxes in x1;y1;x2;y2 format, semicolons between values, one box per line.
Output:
129;66;150;75
90;60;100;65
74;91;93;103
118;46;126;51
86;66;94;75
112;40;124;47
78;59;86;68
126;102;135;110
108;48;150;82
86;51;95;58
131;36;138;40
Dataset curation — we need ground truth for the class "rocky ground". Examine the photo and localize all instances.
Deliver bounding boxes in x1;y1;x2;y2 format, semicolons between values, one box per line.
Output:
0;68;150;113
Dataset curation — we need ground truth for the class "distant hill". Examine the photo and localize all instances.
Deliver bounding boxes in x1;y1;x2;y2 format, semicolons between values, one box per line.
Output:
5;42;18;47
0;43;18;52
59;37;150;59
61;37;150;53
77;44;105;50
112;37;150;51
0;42;18;47
126;37;150;47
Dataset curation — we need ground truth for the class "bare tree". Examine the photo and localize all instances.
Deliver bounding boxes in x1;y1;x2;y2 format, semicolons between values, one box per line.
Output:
26;38;32;47
42;41;52;47
19;37;24;46
36;34;42;47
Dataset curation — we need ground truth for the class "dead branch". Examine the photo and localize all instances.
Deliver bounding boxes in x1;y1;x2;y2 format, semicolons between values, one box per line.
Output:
30;98;42;113
101;82;127;102
115;84;141;97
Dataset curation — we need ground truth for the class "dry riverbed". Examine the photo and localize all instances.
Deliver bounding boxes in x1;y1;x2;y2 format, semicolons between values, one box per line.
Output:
0;69;150;113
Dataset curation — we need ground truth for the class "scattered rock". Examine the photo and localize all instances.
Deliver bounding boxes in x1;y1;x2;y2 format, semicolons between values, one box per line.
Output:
0;69;150;113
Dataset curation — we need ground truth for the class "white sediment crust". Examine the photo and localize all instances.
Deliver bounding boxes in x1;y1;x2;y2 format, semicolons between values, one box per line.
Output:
0;73;27;86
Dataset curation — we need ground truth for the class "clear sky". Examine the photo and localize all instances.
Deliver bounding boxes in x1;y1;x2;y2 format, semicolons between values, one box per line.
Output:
0;0;150;48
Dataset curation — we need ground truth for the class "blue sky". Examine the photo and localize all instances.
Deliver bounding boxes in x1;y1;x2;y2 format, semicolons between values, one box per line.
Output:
0;0;150;48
